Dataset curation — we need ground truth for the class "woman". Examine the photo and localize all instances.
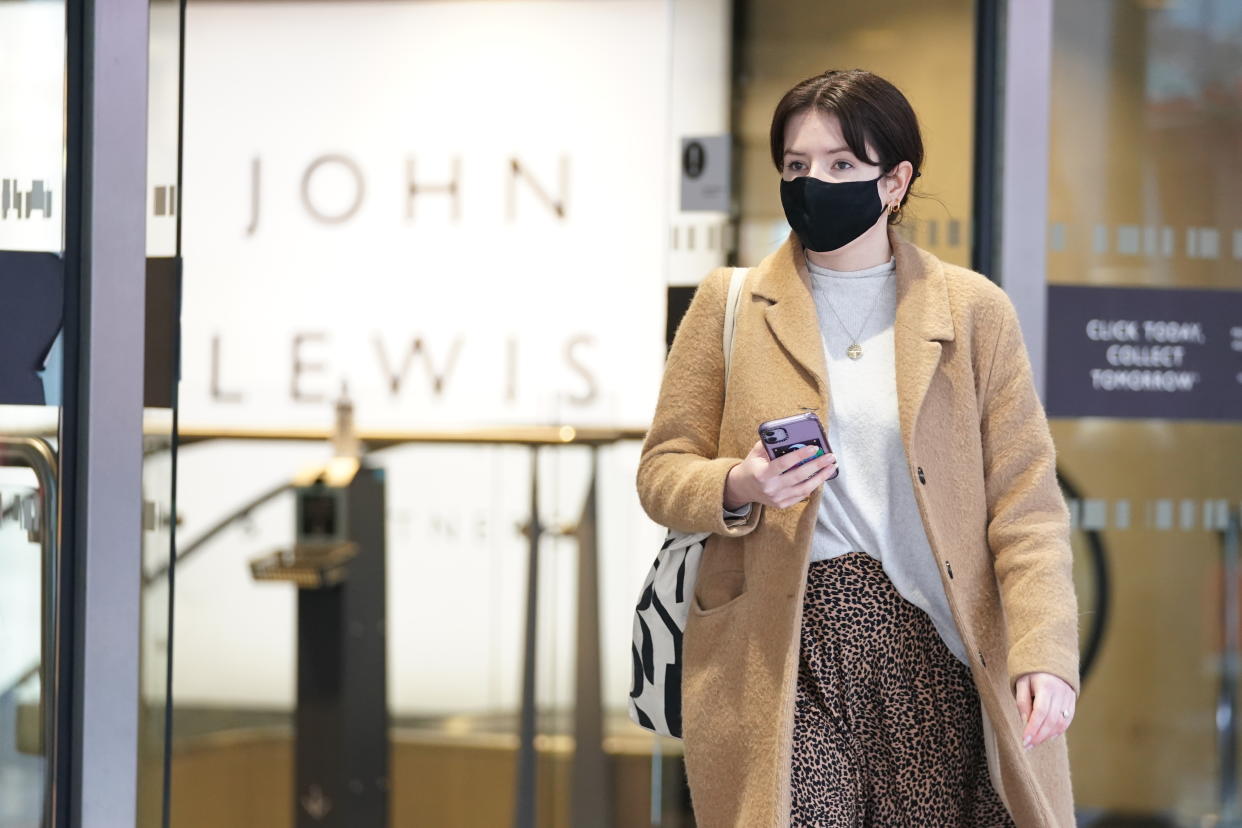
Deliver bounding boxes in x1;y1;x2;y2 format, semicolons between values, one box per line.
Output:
636;69;1079;827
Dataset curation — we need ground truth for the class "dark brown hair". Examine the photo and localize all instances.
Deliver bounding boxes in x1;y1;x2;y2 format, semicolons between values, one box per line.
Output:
769;69;924;221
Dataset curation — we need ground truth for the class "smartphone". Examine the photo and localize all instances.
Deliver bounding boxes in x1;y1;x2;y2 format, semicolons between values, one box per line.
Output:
758;412;835;475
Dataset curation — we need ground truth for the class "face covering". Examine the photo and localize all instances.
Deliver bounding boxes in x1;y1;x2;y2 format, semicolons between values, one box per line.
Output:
779;174;886;253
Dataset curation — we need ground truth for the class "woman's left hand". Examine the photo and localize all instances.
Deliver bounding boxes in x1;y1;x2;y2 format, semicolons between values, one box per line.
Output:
1014;672;1076;750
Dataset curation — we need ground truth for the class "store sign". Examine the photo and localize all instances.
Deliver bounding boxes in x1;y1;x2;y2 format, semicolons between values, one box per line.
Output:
1045;284;1242;421
182;1;670;431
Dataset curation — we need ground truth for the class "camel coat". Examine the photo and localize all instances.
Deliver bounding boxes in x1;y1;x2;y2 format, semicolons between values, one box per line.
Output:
636;229;1079;827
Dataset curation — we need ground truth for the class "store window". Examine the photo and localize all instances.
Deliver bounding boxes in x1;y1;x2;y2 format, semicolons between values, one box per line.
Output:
1046;1;1242;823
167;2;690;825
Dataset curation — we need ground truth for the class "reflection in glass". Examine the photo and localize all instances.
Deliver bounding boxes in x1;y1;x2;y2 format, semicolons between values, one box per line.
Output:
1049;1;1242;823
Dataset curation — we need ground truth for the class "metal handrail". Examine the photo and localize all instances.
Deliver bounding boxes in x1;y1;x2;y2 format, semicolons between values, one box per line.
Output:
0;436;60;765
142;480;292;586
140;426;650;586
10;423;651;450
173;424;649;448
0;436;59;540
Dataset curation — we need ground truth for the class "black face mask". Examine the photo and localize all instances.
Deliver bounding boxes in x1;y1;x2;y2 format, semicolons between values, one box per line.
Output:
779;175;886;253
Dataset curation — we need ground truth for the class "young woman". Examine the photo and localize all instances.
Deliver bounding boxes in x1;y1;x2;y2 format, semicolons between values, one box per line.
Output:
637;69;1079;826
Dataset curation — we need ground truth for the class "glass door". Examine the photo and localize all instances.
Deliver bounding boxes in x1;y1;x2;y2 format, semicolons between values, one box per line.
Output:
1044;1;1242;823
0;1;69;824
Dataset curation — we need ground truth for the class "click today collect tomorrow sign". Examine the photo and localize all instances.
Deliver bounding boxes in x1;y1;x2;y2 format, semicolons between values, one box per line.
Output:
181;1;672;431
1045;284;1242;421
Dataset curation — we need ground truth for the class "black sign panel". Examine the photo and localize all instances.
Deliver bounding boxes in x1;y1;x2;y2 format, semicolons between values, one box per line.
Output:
0;253;181;408
0;250;64;406
1046;284;1242;421
144;257;181;409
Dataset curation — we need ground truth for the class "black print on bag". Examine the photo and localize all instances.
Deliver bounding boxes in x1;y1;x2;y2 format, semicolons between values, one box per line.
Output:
628;531;704;739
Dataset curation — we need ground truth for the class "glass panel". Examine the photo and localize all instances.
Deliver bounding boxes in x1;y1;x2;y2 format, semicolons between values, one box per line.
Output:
170;438;310;826
1047;1;1242;823
171;2;678;825
734;0;977;267
0;1;67;825
139;422;175;828
140;0;183;821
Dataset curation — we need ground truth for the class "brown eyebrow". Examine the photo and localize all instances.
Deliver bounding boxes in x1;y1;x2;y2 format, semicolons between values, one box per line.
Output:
783;145;854;158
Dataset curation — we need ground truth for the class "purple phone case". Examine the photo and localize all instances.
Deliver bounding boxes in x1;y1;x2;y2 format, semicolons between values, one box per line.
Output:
758;412;831;470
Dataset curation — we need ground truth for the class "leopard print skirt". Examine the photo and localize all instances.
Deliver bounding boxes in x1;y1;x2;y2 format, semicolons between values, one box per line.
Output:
790;551;1016;827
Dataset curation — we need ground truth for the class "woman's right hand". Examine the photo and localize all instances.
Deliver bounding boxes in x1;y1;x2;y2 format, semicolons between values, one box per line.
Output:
724;441;838;511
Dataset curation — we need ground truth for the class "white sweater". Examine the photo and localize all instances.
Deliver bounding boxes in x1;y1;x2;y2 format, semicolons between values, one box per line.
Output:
725;255;967;665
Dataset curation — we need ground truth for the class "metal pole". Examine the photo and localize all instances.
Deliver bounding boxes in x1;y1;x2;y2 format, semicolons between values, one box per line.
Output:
650;737;663;827
1219;505;1241;826
970;0;1002;279
997;0;1054;397
64;0;150;824
571;447;611;827
513;446;542;828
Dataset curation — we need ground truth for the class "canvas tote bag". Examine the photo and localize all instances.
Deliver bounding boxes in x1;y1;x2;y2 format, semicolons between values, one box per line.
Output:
629;266;749;738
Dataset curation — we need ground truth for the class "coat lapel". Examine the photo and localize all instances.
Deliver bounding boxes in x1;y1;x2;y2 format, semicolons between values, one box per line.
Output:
750;236;830;408
891;229;955;451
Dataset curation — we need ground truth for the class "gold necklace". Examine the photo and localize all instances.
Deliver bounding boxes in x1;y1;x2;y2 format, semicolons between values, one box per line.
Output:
813;270;893;360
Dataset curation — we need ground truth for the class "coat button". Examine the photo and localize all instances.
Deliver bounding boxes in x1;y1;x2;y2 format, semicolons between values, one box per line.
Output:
917;466;926;485
945;560;954;579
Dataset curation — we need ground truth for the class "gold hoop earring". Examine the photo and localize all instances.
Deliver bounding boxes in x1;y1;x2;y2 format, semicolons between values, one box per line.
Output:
889;202;901;216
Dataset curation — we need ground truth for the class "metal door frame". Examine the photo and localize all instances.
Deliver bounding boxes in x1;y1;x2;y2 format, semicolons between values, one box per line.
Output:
979;0;1054;395
57;1;150;825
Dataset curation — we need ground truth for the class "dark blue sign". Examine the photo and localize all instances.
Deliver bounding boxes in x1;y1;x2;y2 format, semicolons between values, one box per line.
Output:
0;250;63;406
1046;284;1242;421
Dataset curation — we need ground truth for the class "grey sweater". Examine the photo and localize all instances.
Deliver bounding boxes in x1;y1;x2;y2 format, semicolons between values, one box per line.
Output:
725;255;967;665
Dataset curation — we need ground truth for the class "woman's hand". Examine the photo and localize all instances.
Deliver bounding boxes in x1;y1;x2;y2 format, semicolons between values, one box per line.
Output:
724;441;838;511
1015;671;1076;750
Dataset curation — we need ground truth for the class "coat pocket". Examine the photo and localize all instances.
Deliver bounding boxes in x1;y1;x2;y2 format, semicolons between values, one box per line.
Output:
691;567;746;616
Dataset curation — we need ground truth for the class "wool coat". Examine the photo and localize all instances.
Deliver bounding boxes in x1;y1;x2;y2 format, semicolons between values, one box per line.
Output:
636;228;1079;827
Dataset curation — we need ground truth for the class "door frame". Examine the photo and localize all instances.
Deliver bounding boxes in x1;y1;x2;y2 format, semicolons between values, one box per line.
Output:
57;2;150;825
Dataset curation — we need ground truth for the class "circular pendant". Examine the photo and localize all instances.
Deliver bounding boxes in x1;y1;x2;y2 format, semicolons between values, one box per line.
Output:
847;343;863;360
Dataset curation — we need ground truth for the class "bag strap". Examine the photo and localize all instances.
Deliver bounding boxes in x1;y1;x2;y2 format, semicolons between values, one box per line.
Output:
722;266;749;387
